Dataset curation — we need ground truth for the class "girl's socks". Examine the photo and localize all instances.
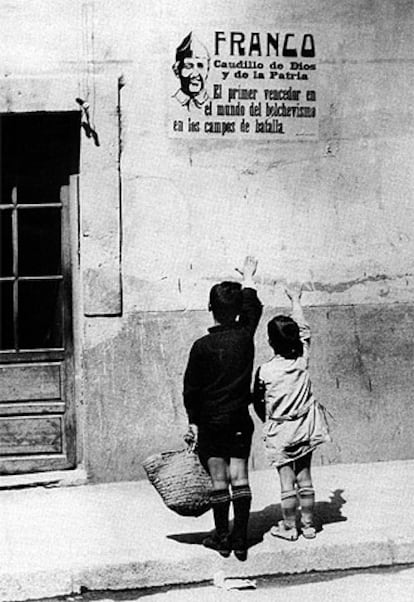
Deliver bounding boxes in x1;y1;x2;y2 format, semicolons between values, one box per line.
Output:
298;485;315;527
281;488;298;529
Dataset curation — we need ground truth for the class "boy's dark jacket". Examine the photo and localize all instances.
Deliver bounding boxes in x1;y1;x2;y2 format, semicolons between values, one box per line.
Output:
183;287;263;426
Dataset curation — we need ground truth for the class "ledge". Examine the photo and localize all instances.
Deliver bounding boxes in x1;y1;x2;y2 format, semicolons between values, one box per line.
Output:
0;466;88;490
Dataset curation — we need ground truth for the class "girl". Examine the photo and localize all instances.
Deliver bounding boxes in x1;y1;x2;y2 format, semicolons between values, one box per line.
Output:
253;285;330;540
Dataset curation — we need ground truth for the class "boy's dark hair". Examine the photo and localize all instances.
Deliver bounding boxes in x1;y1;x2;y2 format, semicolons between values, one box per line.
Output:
267;315;303;359
209;281;243;324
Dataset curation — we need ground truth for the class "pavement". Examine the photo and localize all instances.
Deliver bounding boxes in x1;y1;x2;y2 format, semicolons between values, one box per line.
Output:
1;459;414;602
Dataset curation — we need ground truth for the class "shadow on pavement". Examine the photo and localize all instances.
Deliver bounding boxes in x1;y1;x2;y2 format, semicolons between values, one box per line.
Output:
167;489;347;549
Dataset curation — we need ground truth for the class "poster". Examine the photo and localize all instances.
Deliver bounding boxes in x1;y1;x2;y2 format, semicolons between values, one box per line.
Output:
168;29;318;140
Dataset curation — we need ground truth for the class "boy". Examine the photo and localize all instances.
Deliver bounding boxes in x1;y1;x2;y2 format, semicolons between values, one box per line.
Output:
183;256;262;560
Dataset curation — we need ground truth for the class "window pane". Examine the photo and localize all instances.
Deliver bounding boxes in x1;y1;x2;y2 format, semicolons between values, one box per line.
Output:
0;281;14;350
0;209;13;276
18;208;61;276
0;177;15;205
0;116;17;205
18;280;63;349
17;172;63;204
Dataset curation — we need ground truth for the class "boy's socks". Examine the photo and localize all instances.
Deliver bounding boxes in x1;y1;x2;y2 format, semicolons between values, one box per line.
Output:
231;484;252;553
281;488;298;529
298;486;315;528
210;488;231;536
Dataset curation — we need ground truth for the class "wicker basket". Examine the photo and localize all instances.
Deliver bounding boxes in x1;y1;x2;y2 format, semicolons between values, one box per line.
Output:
142;448;212;517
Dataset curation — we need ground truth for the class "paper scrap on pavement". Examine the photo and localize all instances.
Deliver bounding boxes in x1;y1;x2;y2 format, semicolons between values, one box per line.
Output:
213;570;257;590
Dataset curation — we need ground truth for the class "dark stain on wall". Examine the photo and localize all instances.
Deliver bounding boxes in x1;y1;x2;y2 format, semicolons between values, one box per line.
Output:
83;303;414;482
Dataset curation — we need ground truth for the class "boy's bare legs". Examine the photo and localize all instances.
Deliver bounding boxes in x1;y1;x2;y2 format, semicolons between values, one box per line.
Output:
229;457;248;485
228;457;251;560
295;452;316;536
204;457;231;556
204;458;251;560
207;457;230;490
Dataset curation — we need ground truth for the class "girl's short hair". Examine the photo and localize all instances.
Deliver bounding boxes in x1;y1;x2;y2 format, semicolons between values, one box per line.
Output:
267;315;303;359
209;281;242;324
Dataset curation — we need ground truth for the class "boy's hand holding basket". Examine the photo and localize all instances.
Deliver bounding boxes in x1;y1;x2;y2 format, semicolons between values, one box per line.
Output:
142;431;212;517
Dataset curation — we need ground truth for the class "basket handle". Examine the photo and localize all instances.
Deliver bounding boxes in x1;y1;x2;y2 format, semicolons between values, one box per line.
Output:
184;439;198;454
183;424;198;453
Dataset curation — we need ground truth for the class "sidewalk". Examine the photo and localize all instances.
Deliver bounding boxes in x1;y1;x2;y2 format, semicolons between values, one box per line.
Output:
1;460;413;602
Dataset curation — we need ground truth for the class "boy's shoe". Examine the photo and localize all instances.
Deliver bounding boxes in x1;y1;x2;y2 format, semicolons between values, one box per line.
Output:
231;537;248;561
270;520;298;541
202;533;231;557
301;525;316;539
233;547;248;561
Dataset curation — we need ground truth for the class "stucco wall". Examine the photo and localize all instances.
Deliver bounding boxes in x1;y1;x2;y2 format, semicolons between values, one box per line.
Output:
1;0;414;481
119;0;414;313
84;303;414;482
85;0;414;482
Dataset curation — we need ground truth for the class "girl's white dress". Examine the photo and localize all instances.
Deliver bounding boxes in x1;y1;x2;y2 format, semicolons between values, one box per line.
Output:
254;311;331;467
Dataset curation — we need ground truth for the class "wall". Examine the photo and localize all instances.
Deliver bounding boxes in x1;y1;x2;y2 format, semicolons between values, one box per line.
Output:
84;303;414;481
1;0;414;481
88;0;414;481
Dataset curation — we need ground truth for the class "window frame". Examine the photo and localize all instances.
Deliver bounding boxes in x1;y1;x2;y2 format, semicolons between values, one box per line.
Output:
0;112;76;362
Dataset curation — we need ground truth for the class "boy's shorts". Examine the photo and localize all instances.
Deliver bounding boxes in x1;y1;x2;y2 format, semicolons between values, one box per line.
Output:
197;414;254;464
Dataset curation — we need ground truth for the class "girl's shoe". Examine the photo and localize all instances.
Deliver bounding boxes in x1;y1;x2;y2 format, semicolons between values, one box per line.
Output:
301;525;316;539
270;520;298;541
202;533;231;557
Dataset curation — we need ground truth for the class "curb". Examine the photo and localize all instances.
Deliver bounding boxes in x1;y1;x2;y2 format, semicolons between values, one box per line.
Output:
2;534;414;601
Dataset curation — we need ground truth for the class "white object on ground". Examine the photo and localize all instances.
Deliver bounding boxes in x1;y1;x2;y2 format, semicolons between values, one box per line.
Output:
213;570;257;590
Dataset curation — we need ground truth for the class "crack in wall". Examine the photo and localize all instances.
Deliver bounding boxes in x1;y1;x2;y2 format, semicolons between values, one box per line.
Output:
250;272;414;295
351;305;372;396
308;272;414;294
201;272;414;296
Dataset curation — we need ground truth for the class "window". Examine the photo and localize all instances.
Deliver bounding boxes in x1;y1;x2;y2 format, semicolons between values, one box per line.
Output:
0;112;80;355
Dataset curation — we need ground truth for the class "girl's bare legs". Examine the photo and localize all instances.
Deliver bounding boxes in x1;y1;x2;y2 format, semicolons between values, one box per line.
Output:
278;462;296;491
295;451;313;491
277;463;298;531
295;452;316;536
